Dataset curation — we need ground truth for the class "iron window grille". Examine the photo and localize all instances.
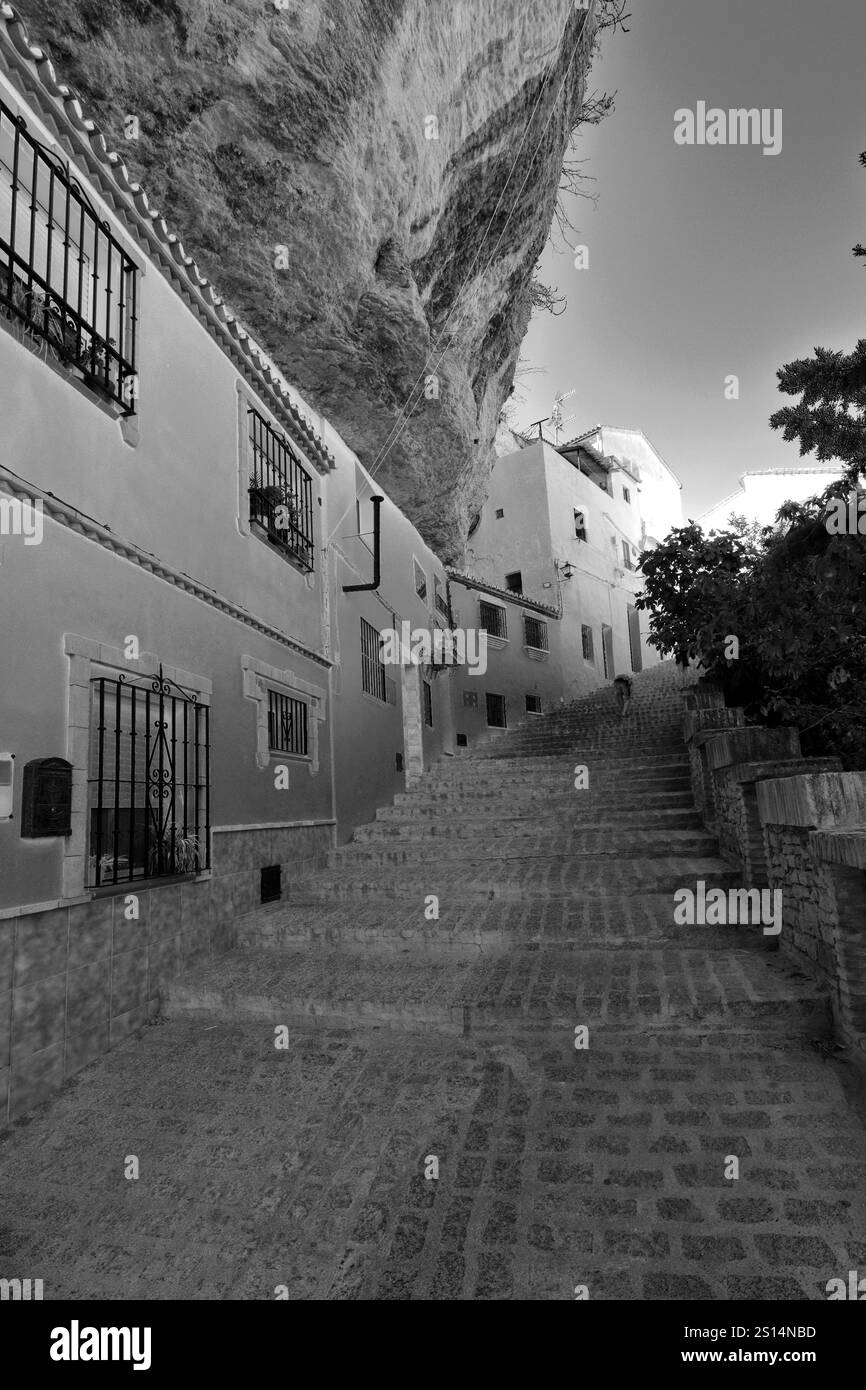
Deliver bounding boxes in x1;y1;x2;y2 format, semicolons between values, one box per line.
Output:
87;667;210;888
361;617;388;702
523;616;549;651
582;625;595;662
248;407;315;572
423;679;433;727
0;99;138;412
267;688;309;757
479;600;507;640
486;692;507;728
413;558;427;600
525;694;543;714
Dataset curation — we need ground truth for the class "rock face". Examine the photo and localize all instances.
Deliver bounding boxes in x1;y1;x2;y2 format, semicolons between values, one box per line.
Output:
15;0;602;561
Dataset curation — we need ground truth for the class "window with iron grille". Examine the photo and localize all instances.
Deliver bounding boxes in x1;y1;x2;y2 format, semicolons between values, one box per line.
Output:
582;625;594;662
525;694;543;714
267;688;309;756
360;617;387;701
0;99;139;411
486;692;507;728
87;669;210;887
479;600;507;639
423;679;433;727
574;510;587;541
248;407;315;572
523;616;549;651
413;558;427;600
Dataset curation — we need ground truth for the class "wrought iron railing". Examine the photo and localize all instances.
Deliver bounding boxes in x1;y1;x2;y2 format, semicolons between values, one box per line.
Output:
0;98;138;411
248;406;315;571
87;668;210;887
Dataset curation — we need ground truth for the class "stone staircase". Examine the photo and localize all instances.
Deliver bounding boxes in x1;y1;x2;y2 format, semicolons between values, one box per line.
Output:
164;661;828;1034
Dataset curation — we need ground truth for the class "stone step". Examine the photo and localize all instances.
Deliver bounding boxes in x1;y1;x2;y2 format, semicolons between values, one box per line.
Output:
391;787;695;808
332;835;721;867
351;822;712;848
238;898;780;955
373;803;704;826
163;947;829;1037
428;765;692;786
284;861;743;904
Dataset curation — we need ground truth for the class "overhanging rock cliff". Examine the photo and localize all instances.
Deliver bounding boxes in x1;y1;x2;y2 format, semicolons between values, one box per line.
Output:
14;0;604;562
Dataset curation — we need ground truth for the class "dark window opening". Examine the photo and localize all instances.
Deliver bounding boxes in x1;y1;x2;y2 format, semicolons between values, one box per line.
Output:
87;670;210;887
456;733;468;748
495;508;504;519
581;625;594;663
574;510;587;542
523;616;549;651
486;692;507;728
479;600;507;639
267;689;309;757
414;559;427;600
396;751;404;771
361;617;387;701
422;679;433;727
622;486;631;504
505;571;522;594
248;407;315;572
0;98;139;412
525;694;543;714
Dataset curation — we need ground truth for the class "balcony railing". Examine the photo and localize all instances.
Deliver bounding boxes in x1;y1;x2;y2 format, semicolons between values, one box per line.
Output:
0;99;138;411
248;406;315;571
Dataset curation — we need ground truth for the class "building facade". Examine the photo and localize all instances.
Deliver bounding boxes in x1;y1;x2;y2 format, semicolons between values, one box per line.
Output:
465;432;683;700
0;14;457;1120
697;465;845;534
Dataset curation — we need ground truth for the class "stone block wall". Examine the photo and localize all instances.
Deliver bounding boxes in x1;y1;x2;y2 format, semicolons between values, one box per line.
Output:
0;820;333;1125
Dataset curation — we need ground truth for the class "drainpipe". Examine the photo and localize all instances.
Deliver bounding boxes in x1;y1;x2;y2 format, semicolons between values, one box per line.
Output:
342;495;383;592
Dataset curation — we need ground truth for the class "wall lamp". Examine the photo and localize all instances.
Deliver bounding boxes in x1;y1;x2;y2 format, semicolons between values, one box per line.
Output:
556;560;575;581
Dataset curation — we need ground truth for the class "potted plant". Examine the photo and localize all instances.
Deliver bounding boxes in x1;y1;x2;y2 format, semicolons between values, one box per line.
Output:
148;824;202;877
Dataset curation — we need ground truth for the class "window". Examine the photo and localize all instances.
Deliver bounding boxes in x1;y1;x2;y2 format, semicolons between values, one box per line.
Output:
523;616;549;652
360;617;392;703
267;688;309;757
479;600;507;639
621;540;635;571
413;558;427;601
581;625;594;662
505;571;523;594
456;733;468;748
87;670;210;887
574;510;587;542
486;693;507;727
602;623;613;679
248;407;315;571
525;694;543;714
0;98;138;411
433;573;449;618
495;508;504;519
622;486;631;504
463;690;478;708
423;679;433;727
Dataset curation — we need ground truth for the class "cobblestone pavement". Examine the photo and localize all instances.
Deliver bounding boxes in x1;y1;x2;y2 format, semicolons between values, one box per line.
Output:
2;663;866;1299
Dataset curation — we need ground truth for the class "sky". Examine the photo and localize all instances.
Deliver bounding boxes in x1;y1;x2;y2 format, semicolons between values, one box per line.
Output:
518;0;866;522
